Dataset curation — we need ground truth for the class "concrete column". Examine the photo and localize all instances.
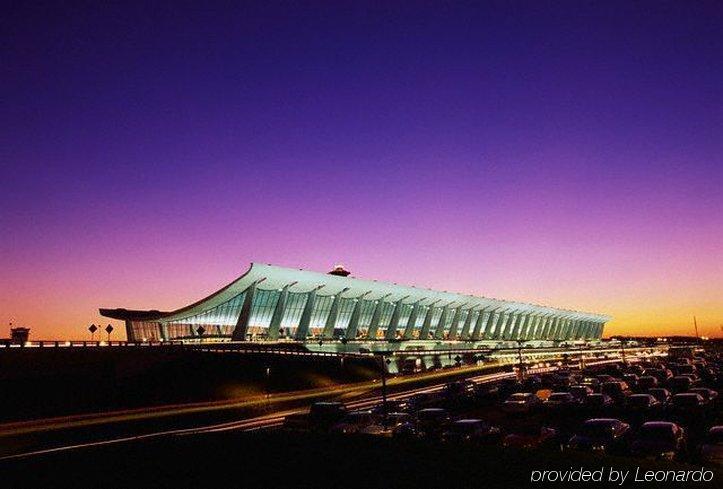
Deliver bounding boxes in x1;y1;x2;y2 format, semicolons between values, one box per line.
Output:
322;288;349;339
520;314;535;340
345;292;371;340
511;313;527;340
479;309;497;340
366;294;391;339
402;301;422;340
555;318;569;340
232;280;263;341
384;297;408;340
294;287;323;341
433;305;451;340
419;301;440;339
544;316;559;340
447;305;467;339
491;311;507;339
500;312;518;340
267;283;294;340
459;308;477;340
555;318;567;340
528;315;542;339
539;315;554;339
563;318;575;339
470;308;490;340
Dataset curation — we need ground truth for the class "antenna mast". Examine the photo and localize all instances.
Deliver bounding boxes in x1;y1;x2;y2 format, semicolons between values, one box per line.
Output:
693;316;699;339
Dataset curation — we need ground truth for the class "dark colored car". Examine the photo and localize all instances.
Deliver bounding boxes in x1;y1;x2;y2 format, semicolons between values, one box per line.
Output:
636;376;659;390
648;388;672;405
567;418;631;454
372;399;411;415
700;426;723;466
503;393;542;414
688;387;718;404
407;392;441;411
626;394;661;413
667;376;693;393
631;422;686;461
309;402;348;430
545;392;579;411
442;419;501;444
643;368;672;384
416;408;451;438
623;374;639;389
503;425;559;449
585;393;614;410
569;385;594;401
670;393;708;415
601;381;631;402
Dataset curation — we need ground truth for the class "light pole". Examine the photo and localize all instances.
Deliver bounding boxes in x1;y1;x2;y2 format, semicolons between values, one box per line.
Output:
516;340;526;381
374;351;392;424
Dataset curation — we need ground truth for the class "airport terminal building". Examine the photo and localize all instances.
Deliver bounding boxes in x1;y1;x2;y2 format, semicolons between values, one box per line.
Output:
101;263;610;348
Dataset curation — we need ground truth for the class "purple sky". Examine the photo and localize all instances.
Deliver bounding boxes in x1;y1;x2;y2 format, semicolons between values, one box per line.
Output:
2;2;722;339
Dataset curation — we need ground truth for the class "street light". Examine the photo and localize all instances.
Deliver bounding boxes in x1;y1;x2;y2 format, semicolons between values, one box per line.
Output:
515;340;526;381
373;351;393;423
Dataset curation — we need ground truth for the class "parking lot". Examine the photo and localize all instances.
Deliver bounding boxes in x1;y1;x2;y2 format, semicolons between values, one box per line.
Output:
283;345;723;467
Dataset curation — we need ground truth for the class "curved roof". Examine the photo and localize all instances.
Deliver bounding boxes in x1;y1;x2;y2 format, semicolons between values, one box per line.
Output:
101;263;611;323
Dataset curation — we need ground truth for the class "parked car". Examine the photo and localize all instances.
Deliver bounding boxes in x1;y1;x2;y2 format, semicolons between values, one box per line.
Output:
442;419;501;444
503;393;542;414
623;374;639;389
636;376;659;391
688;387;718;404
359;412;412;437
545;392;579;411
643;368;672;384
330;410;377;434
567;419;631;454
283;412;310;430
580;377;601;393
503;425;559;450
670;393;708;416
407;392;441;411
699;426;723;466
309;402;348;430
585;393;614;410
648;388;672;405
416;408;450;438
667;376;693;393
631;422;686;461
626;394;661;413
569;385;594;401
371;399;410;415
601;381;631;403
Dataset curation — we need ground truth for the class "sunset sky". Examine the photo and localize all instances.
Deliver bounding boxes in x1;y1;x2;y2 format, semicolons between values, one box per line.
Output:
2;2;721;340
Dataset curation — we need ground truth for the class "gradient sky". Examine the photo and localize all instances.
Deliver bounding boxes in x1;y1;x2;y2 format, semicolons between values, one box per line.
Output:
2;2;722;340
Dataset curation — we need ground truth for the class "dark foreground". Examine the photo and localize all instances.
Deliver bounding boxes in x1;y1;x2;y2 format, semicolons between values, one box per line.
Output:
2;430;719;489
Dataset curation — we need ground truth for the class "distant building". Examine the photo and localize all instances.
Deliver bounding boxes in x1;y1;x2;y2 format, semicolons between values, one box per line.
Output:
10;327;30;344
101;263;610;348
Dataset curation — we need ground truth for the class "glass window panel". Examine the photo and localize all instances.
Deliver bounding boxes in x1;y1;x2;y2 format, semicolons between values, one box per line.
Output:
356;300;377;329
397;303;413;327
249;289;281;329
280;292;309;329
334;298;356;330
377;302;396;328
309;295;335;329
